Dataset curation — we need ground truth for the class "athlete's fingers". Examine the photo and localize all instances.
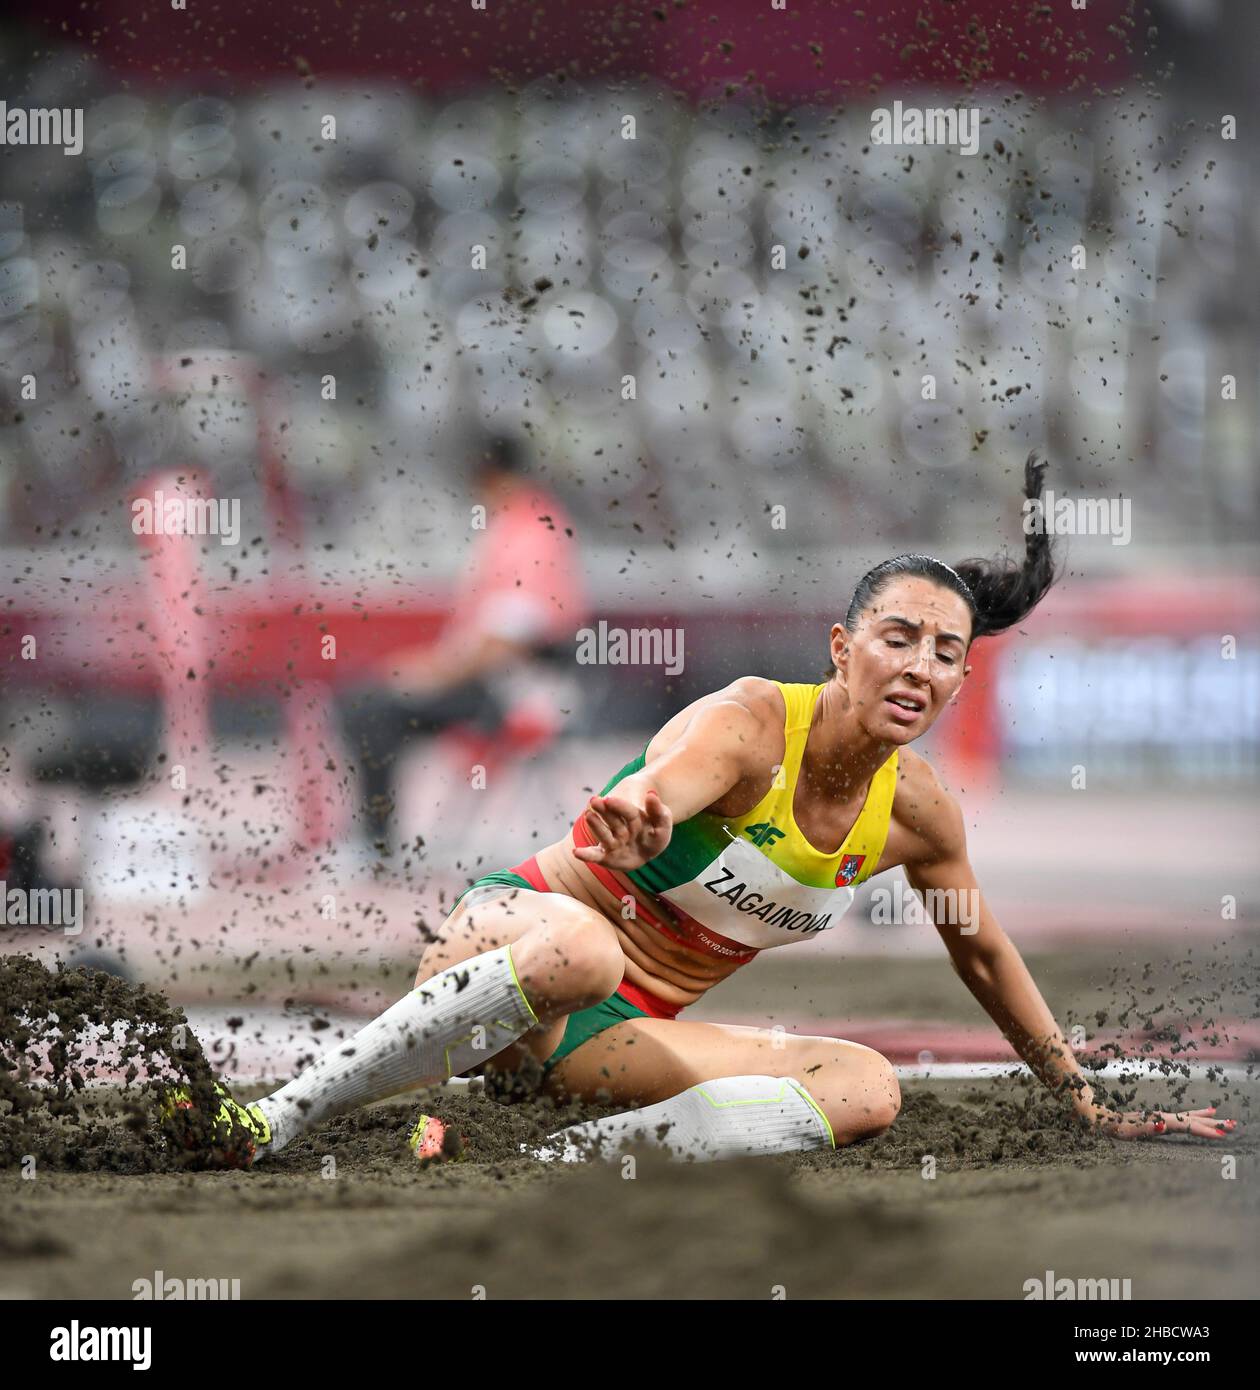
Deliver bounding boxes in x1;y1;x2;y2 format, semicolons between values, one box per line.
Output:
642;790;671;830
1160;1108;1234;1135
573;827;610;860
582;803;614;840
583;806;622;849
1113;1110;1237;1140
1088;1108;1166;1139
1184;1116;1237;1139
1078;1104;1236;1143
1158;1111;1191;1133
592;795;640;835
576;794;667;869
598;795;645;831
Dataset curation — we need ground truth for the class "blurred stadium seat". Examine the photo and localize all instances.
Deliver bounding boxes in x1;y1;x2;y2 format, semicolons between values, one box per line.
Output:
0;72;1256;565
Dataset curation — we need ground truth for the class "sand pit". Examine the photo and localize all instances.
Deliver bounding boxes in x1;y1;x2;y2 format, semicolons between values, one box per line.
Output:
2;956;1256;1301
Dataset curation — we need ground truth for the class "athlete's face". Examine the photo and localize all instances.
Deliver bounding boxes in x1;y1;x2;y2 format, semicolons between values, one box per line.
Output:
830;576;973;744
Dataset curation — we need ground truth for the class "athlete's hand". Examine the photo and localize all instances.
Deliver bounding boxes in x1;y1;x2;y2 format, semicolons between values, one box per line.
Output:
574;791;672;870
1076;1103;1238;1141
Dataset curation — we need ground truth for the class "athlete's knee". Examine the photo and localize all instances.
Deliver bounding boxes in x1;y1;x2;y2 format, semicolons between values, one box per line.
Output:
804;1042;900;1142
847;1047;901;1138
513;899;624;1009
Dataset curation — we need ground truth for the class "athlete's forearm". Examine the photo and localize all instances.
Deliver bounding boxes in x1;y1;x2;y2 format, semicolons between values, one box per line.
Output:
612;701;761;824
910;844;1098;1114
957;945;1095;1111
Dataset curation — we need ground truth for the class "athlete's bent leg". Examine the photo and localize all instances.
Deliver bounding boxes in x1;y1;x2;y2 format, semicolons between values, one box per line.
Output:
253;891;623;1155
412;889;627;1076
539;1018;901;1159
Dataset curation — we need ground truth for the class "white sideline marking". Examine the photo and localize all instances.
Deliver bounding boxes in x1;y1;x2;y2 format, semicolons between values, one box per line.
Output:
895;1061;1253;1082
439;1063;1255;1086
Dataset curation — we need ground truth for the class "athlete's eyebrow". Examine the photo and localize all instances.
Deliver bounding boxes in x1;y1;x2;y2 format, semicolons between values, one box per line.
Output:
880;614;966;645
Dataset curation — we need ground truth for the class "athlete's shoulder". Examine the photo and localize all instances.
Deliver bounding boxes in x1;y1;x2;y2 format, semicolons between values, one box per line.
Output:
891;747;966;866
646;676;780;766
688;676;785;752
720;675;788;725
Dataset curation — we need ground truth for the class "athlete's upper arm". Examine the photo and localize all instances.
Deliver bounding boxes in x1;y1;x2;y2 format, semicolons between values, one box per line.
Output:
898;756;970;885
614;694;768;824
898;753;1009;964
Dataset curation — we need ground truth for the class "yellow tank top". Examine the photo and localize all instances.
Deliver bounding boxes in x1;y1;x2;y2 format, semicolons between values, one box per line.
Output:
596;681;899;955
720;681;898;890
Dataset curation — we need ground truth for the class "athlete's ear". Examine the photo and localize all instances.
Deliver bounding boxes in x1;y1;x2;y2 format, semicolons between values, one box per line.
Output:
829;622;853;675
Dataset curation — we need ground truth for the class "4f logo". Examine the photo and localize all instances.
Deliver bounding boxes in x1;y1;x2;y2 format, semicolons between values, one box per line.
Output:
745;822;786;849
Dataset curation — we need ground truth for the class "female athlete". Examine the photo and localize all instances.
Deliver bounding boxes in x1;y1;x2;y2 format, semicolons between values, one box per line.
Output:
189;456;1236;1164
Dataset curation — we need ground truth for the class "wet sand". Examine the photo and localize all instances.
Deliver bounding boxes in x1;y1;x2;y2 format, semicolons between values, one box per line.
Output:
2;954;1256;1300
2;1077;1255;1300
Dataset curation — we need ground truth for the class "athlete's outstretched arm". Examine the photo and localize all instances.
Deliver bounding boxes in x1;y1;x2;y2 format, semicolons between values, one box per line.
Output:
574;697;764;871
902;773;1237;1143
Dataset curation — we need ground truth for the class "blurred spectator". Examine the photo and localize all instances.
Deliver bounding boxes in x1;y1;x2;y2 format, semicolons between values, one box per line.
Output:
338;431;588;849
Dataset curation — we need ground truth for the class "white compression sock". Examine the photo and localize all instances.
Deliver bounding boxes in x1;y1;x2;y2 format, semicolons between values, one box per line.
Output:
533;1075;835;1163
254;944;537;1154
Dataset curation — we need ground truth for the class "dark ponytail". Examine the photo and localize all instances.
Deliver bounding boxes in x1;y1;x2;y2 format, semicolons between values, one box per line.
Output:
835;452;1059;666
952;451;1059;639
